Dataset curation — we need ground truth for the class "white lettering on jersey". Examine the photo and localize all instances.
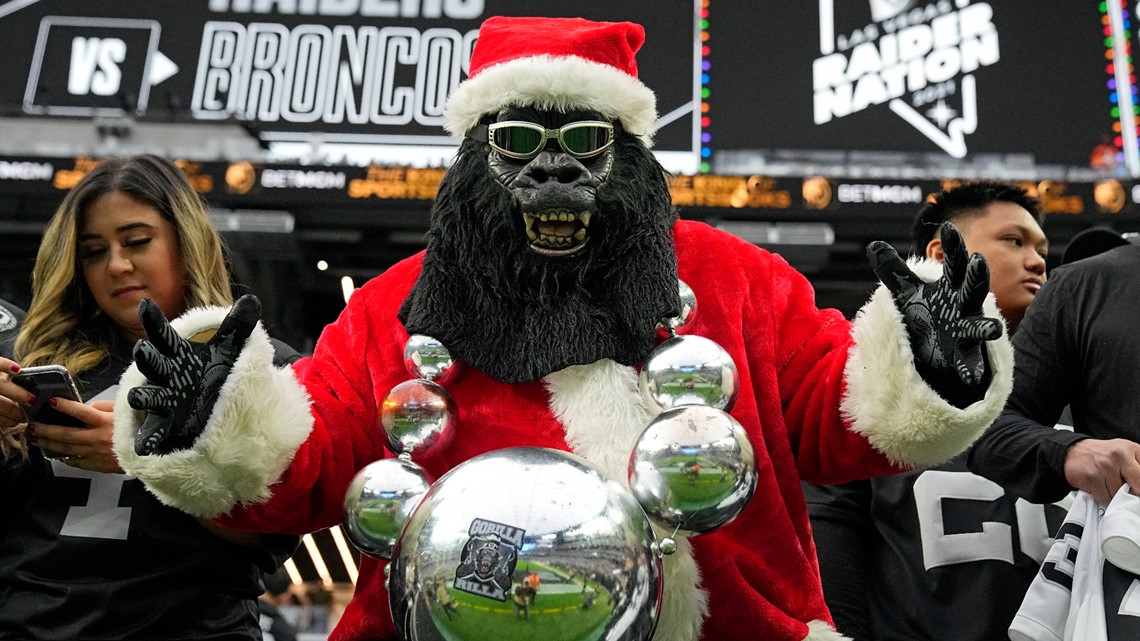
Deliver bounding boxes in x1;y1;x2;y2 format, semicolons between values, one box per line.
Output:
1119;579;1140;618
52;461;133;540
914;469;1053;569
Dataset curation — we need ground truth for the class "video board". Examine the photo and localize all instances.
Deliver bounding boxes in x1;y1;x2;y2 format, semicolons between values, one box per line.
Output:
0;0;702;171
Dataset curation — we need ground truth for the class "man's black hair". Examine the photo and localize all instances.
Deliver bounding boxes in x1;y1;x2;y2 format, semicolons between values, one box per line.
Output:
261;569;291;596
911;181;1043;255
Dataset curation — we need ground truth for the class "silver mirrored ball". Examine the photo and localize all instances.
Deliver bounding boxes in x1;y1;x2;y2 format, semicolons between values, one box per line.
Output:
640;335;739;411
380;379;458;459
388;447;662;641
404;334;463;385
343;458;432;560
629;405;757;534
656;279;697;336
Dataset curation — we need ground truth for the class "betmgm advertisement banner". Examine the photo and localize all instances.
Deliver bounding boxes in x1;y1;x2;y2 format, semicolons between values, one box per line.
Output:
0;0;702;172
711;1;1117;169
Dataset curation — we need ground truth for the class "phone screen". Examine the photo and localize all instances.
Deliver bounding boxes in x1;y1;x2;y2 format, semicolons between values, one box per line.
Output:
11;366;85;430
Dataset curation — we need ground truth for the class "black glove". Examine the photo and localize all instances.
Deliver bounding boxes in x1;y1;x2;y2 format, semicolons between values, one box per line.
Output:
866;222;1002;408
128;295;261;455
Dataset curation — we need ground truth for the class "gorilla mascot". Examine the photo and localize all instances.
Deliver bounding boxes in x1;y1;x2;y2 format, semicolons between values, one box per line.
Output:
113;15;1013;641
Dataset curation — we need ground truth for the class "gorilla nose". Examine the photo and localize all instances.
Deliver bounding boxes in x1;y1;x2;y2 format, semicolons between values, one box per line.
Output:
519;152;588;186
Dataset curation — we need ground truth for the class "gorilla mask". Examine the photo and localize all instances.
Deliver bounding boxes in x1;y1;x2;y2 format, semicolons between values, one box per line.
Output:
483;106;614;257
398;106;680;383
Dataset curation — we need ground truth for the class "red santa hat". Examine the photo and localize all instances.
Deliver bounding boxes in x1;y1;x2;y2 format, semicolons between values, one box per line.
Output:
443;16;659;145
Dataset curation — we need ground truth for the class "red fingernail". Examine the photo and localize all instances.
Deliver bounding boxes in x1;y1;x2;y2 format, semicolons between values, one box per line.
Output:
26;423;35;436
48;398;58;407
25;396;36;407
9;364;19;374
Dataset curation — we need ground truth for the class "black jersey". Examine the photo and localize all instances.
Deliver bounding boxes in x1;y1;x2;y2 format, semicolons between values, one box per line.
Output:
968;244;1140;502
805;454;1068;641
0;335;301;641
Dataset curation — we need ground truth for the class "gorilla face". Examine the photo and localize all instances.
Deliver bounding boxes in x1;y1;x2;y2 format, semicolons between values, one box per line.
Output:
484;107;615;258
398;105;681;383
474;541;498;578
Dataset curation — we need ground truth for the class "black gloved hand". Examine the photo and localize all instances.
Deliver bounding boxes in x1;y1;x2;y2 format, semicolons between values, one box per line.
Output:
866;222;1002;407
128;295;261;455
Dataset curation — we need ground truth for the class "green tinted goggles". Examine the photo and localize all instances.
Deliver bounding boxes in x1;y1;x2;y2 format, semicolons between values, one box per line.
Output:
481;121;615;160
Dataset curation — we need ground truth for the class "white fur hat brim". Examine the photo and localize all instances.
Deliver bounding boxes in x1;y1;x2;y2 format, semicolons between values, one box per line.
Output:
443;55;658;146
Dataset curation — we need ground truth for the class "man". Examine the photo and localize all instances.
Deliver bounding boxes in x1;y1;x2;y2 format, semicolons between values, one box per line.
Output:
513;576;536;621
258;569;299;641
111;17;1014;641
967;227;1140;505
967;226;1140;640
804;181;1054;641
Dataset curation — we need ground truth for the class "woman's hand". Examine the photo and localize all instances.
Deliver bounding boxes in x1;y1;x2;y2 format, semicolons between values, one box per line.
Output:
30;399;125;474
0;358;34;429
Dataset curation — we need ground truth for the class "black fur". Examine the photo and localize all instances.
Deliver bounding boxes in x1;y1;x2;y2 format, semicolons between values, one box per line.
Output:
398;129;681;383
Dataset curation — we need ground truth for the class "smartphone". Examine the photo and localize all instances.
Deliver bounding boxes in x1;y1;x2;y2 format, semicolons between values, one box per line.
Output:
11;365;85;458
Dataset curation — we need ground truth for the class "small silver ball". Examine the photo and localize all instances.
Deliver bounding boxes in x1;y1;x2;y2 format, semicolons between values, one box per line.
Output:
657;279;697;335
403;334;463;385
628;405;757;534
658;537;678;556
380;379;458;459
343;458;432;560
640;335;739;411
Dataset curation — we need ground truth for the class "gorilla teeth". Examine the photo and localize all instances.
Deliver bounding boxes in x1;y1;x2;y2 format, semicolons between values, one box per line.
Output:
539;234;575;246
524;211;592;224
524;210;593;248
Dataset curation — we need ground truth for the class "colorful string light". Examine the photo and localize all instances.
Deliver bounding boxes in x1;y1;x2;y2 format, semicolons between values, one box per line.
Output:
1101;0;1140;174
699;0;711;173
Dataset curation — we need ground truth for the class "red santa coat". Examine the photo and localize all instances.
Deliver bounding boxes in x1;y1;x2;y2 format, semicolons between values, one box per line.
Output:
114;220;1014;641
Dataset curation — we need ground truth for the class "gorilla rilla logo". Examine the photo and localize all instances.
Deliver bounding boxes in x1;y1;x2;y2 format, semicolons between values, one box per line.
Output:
814;0;1001;157
453;518;524;601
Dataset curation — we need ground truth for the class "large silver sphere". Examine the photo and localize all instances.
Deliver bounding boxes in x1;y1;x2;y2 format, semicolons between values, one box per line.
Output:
628;405;757;534
381;379;458;458
388;447;662;641
404;335;463;385
343;458;432;560
640;335;739;411
656;279;697;336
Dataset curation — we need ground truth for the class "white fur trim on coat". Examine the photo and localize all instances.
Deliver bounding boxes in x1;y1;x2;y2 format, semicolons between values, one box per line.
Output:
545;361;707;641
804;620;852;641
840;257;1014;468
113;305;313;518
443;55;658;145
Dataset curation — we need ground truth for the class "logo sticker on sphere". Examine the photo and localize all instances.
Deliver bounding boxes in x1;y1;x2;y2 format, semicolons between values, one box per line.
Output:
453;518;524;601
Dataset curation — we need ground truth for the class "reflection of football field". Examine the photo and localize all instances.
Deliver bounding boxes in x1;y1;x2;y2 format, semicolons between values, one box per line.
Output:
658;457;735;511
431;572;613;641
356;504;401;533
658;378;721;404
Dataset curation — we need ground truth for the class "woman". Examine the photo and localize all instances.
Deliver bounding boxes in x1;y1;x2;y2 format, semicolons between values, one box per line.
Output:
0;154;299;640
